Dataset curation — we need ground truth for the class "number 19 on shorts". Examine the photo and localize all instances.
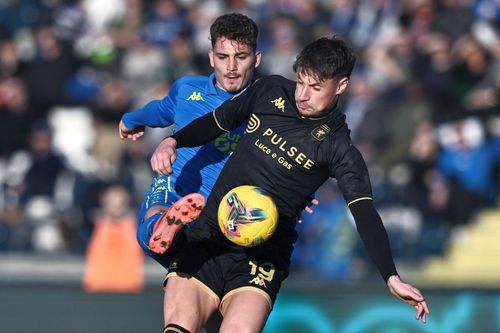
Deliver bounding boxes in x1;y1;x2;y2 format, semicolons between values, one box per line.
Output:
248;261;275;288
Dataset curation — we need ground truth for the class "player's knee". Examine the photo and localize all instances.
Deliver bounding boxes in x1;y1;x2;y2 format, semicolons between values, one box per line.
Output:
219;318;262;333
163;323;191;333
219;321;261;333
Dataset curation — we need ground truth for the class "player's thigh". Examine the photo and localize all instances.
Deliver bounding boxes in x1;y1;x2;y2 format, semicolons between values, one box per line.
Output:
219;290;272;333
163;275;219;332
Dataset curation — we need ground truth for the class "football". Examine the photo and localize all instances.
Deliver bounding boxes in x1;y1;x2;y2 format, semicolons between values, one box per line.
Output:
218;185;278;247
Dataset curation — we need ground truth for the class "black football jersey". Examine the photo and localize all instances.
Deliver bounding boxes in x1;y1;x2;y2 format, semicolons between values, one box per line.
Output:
190;75;373;250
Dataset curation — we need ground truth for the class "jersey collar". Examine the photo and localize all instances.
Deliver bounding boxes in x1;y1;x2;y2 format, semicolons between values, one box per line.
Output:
205;73;219;95
205;72;233;99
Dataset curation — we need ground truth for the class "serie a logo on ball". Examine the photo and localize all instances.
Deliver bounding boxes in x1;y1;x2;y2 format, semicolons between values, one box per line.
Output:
218;185;278;247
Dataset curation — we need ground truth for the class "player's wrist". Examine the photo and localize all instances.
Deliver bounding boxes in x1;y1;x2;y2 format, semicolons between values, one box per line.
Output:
386;274;400;286
164;136;177;148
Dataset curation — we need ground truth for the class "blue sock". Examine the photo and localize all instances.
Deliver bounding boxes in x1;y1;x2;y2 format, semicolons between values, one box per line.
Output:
136;211;164;256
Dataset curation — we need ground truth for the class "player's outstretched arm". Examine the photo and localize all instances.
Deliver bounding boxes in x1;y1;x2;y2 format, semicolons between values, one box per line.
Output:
151;137;178;175
386;275;430;324
119;120;145;141
348;199;430;323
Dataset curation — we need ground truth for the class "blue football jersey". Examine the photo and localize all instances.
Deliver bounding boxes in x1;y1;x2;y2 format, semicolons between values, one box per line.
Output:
122;73;245;200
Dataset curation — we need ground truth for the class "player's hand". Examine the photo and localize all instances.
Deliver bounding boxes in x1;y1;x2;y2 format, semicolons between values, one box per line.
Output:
387;275;430;324
151;137;177;175
298;197;319;224
119;120;145;141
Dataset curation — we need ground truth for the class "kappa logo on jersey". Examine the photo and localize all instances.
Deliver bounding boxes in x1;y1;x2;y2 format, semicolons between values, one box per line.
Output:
311;124;331;141
187;91;205;101
271;97;285;112
245;114;260;133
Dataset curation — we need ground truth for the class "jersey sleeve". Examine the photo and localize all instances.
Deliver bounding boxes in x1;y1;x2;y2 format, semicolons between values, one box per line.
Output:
349;199;398;282
212;78;265;131
121;79;180;128
330;141;373;206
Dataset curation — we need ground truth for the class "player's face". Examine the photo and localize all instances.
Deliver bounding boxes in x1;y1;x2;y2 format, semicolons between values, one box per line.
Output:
209;37;261;93
295;72;349;118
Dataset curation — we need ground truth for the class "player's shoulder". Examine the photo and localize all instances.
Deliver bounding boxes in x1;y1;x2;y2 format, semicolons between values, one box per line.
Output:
256;75;294;87
324;117;352;148
252;75;295;93
170;75;210;100
173;75;209;88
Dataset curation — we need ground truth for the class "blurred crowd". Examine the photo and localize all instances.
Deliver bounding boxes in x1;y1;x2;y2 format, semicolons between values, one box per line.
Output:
0;0;499;280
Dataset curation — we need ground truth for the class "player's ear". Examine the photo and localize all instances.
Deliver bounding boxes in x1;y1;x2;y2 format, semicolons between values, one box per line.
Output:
254;51;262;68
336;77;349;95
208;49;215;68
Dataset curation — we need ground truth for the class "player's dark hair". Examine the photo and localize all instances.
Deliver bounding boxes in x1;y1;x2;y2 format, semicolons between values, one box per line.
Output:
293;36;356;81
210;13;258;50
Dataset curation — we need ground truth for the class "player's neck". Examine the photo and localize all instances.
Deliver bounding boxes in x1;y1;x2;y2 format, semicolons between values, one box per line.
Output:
300;100;338;120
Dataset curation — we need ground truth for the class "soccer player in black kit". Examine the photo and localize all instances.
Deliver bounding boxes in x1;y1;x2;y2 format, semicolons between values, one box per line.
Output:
152;37;430;333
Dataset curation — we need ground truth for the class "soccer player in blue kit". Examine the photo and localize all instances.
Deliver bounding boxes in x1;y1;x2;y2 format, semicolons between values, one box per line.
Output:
151;36;430;332
119;13;262;261
121;14;317;332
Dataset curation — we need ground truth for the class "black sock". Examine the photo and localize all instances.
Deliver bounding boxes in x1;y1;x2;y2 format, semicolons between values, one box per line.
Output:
163;323;191;333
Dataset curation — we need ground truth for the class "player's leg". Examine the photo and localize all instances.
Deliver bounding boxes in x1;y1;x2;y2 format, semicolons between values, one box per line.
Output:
219;290;272;333
136;176;204;256
136;175;174;255
136;204;168;255
163;275;219;332
204;309;223;333
148;193;204;254
215;249;288;333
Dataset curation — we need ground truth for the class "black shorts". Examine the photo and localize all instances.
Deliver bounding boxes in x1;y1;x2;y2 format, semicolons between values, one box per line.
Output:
164;230;290;312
